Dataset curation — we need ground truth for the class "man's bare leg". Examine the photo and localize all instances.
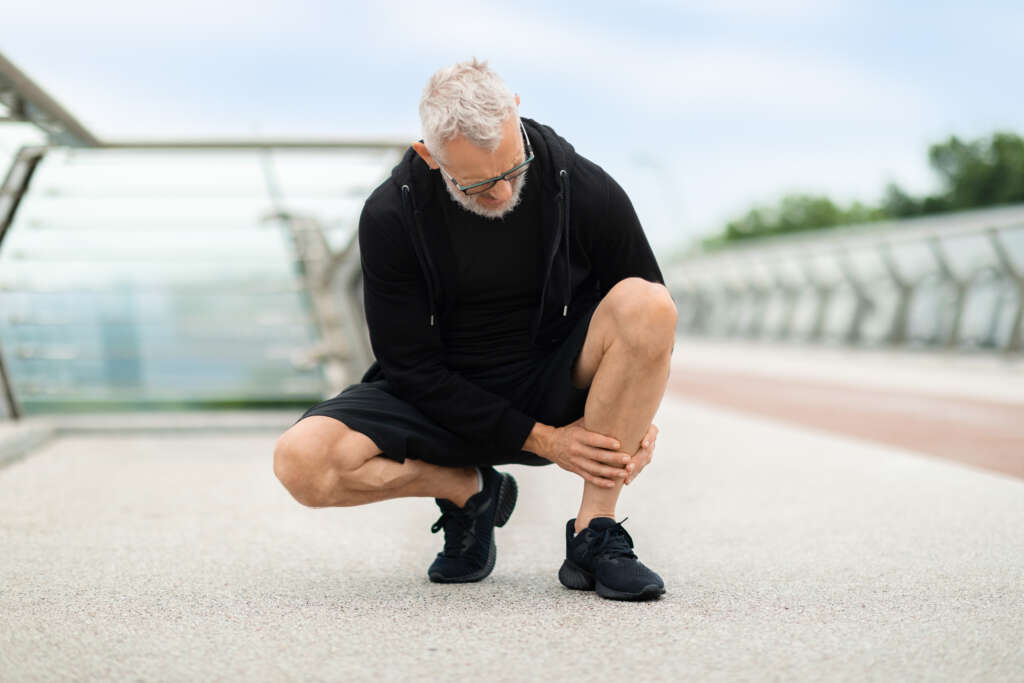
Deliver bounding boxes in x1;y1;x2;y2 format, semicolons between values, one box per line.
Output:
273;416;479;508
275;277;675;524
570;277;677;532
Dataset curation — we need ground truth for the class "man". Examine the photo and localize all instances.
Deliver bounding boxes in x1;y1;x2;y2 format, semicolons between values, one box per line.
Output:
274;59;676;601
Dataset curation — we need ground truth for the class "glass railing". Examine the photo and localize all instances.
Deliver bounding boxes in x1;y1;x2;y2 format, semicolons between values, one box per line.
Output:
0;144;402;414
0;124;45;170
668;205;1024;352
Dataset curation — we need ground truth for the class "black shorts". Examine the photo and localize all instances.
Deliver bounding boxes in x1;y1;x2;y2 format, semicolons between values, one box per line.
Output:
295;301;599;468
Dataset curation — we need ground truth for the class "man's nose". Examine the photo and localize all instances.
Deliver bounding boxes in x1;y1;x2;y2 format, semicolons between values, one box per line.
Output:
485;178;513;202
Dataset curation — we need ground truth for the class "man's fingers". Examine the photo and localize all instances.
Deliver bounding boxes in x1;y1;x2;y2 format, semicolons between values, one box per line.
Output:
582;446;630;467
641;423;659;448
629;451;652;467
575;457;626;480
580;429;620;452
628;449;655;481
569;440;626;465
624;450;652;482
627;446;651;473
572;458;620;487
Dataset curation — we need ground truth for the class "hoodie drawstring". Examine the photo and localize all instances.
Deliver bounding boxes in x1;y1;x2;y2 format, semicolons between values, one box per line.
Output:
400;152;572;330
401;184;437;327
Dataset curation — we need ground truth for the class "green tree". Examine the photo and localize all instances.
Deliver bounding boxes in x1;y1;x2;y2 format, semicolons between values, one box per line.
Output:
881;182;920;218
721;194;886;243
711;131;1024;247
929;132;1024;209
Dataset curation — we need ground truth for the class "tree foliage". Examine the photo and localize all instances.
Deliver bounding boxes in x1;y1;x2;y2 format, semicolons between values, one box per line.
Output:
712;131;1024;246
723;194;885;242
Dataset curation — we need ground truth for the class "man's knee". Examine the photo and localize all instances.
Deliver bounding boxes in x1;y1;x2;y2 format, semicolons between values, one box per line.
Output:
273;417;364;508
607;278;678;356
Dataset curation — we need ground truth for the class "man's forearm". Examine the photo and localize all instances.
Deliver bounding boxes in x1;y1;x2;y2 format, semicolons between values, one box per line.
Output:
523;422;555;459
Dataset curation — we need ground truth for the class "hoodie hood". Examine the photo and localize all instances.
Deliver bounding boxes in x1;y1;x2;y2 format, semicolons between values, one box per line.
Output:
387;117;580;342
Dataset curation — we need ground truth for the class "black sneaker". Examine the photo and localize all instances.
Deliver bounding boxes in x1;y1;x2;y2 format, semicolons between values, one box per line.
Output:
427;466;518;583
558;517;665;600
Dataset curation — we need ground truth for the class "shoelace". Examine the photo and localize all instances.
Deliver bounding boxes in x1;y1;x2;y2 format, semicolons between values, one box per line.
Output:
590;517;638;561
431;509;474;558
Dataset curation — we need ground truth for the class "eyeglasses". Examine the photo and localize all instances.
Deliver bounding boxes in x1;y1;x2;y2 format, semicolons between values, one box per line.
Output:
439;120;534;195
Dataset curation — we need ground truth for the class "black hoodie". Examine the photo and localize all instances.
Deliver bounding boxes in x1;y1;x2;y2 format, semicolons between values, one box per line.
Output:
357;117;664;458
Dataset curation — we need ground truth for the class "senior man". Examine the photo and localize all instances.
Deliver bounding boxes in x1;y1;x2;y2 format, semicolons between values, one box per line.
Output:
274;59;676;601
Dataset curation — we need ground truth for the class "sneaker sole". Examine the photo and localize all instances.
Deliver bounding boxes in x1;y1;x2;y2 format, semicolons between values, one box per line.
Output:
558;559;665;601
557;559;596;591
427;472;518;584
595;581;665;601
429;541;496;584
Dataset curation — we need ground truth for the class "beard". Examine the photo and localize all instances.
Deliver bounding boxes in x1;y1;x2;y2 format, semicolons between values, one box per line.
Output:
443;171;527;220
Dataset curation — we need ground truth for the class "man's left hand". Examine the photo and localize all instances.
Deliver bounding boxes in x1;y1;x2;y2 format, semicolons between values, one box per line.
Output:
624;423;658;485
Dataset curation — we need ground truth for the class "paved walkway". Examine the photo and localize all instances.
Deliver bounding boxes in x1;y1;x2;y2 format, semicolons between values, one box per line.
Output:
2;380;1022;680
669;340;1024;479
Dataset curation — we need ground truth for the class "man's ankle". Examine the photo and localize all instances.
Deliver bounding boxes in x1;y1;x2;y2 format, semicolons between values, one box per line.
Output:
444;467;482;508
574;511;616;534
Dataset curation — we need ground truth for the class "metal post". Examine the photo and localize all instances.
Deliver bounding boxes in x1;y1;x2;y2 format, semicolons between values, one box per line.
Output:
0;340;20;419
878;242;912;346
279;213;355;389
770;264;799;340
685;283;711;334
0;145;46;248
743;283;767;337
986;228;1024;352
801;259;832;341
926;237;967;348
0;145;47;420
334;240;375;378
836;250;873;345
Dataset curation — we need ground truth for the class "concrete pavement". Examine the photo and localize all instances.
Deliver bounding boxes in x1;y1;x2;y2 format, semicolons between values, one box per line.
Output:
2;393;1022;681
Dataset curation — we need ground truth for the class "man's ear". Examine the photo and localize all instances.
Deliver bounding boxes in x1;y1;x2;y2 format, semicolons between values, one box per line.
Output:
515;93;520;107
412;141;440;170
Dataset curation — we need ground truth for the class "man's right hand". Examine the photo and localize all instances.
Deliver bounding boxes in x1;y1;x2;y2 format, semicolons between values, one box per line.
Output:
524;417;629;488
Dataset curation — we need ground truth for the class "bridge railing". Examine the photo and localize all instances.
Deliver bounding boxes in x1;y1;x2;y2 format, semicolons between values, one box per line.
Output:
665;204;1024;352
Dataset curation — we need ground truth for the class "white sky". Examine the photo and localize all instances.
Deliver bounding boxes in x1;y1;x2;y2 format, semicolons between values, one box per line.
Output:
3;0;1022;252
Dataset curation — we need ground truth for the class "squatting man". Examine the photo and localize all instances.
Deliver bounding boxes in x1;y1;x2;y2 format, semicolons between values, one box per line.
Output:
274;59;676;601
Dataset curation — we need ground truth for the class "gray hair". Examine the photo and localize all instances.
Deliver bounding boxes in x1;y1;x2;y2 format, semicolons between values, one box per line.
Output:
419;58;517;162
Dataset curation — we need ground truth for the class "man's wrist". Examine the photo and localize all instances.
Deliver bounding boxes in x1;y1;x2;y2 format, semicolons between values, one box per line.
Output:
523;422;554;459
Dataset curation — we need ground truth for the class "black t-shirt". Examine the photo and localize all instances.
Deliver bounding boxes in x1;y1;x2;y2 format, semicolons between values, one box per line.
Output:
439;168;543;379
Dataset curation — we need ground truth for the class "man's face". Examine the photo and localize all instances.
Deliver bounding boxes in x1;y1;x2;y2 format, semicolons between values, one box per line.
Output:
435;115;528;220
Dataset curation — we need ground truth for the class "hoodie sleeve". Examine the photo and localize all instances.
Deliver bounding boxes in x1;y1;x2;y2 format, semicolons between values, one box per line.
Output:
358;204;537;456
586;165;665;291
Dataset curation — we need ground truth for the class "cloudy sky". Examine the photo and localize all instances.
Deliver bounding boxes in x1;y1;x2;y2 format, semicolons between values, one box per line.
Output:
3;0;1021;251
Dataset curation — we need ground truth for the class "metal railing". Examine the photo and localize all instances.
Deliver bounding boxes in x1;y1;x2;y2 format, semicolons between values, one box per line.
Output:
0;143;397;417
666;204;1024;352
0;146;47;418
264;211;372;389
0;51;99;147
0;49;408;419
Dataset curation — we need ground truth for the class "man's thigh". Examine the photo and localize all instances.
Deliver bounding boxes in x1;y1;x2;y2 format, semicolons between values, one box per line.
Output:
277;414;382;472
296;380;469;466
296;379;543;468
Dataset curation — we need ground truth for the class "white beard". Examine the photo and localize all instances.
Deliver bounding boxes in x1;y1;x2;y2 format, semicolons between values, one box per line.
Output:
443;171;527;220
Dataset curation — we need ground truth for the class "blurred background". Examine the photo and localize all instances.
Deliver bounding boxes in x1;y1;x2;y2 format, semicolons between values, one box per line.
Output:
3;7;1024;679
2;0;1023;419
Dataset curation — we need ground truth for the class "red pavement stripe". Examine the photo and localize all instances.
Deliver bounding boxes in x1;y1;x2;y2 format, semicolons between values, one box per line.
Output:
668;368;1024;480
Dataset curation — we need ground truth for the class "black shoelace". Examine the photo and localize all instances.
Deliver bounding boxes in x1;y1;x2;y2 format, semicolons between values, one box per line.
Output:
590;518;639;561
431;509;475;559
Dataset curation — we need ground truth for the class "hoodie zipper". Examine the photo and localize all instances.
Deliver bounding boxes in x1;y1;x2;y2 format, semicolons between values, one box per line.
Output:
399;131;573;333
559;169;571;317
401;184;438;327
